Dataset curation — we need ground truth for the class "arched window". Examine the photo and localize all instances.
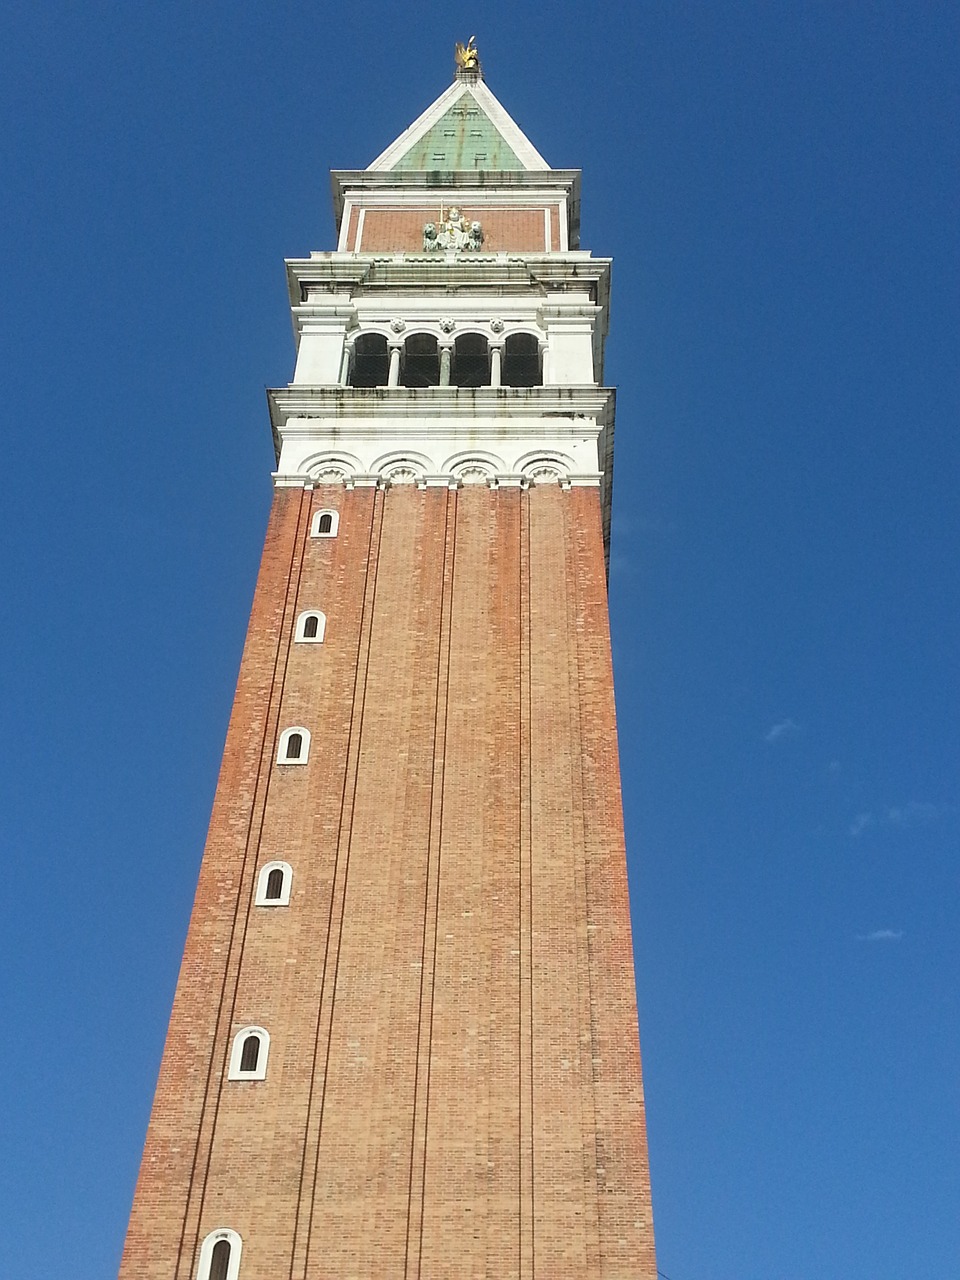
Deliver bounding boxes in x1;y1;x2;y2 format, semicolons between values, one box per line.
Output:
502;332;542;387
350;332;389;387
228;1026;270;1080
452;333;490;387
277;727;310;765
197;1229;242;1280
255;860;293;906
310;509;339;538
401;333;440;387
295;610;326;643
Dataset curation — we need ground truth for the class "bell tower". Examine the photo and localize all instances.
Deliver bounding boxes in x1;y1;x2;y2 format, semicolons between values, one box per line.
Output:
120;45;657;1280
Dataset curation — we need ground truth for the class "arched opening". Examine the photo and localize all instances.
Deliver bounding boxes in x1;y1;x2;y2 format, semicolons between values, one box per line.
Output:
295;611;326;643
239;1034;260;1073
311;509;338;538
198;1231;242;1280
452;333;490;387
256;861;292;906
401;333;440;387
228;1027;269;1079
350;332;389;387
209;1239;231;1280
277;727;310;765
502;332;542;387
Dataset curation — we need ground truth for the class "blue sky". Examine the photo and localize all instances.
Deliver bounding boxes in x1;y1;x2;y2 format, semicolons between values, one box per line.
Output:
1;4;957;1277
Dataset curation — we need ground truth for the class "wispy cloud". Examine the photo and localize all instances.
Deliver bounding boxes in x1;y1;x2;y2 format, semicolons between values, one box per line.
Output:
765;718;800;743
886;801;942;827
849;812;875;837
855;929;904;942
828;759;842;776
850;801;949;837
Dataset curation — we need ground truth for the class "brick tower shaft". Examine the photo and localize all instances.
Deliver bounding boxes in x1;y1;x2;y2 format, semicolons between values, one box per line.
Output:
121;56;657;1280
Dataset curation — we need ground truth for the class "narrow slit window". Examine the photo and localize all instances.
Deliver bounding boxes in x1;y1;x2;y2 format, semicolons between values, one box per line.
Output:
198;1230;242;1280
255;861;292;906
310;509;339;538
295;611;326;643
239;1035;260;1073
209;1239;231;1280
228;1025;269;1080
277;727;310;764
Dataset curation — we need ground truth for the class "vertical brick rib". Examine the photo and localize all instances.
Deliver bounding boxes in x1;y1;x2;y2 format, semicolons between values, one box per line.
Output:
289;484;385;1280
518;486;535;1280
173;486;312;1280
563;490;604;1275
404;485;457;1280
528;486;595;1278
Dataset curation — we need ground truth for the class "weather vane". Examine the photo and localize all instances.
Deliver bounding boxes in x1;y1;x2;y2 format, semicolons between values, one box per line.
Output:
454;36;480;75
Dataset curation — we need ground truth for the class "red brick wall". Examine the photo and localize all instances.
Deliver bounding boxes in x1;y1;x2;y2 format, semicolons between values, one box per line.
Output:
120;483;657;1280
355;206;550;253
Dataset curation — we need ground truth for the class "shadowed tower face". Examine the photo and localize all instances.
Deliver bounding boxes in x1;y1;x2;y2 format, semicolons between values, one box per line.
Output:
120;49;658;1280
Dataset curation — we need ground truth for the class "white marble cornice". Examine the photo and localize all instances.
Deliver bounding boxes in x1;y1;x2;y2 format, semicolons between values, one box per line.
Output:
267;384;614;429
286;253;610;308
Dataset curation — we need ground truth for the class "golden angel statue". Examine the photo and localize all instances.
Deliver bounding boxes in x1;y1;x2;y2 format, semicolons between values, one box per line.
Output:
455;37;480;72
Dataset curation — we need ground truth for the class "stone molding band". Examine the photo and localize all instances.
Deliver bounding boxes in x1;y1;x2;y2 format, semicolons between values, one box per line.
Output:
273;471;602;490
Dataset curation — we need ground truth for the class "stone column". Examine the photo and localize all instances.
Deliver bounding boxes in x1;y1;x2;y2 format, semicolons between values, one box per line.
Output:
490;344;503;388
439;343;453;387
388;343;402;387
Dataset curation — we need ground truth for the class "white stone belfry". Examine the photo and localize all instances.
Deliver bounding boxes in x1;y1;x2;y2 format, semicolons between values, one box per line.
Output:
268;70;617;552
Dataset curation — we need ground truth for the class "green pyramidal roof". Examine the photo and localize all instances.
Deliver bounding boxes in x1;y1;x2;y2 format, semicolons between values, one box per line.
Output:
393;94;524;171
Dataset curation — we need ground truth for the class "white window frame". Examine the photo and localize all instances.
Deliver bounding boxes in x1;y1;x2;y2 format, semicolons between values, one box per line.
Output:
255;860;293;907
295;610;326;644
196;1228;242;1280
277;726;310;765
310;509;339;538
228;1026;270;1081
